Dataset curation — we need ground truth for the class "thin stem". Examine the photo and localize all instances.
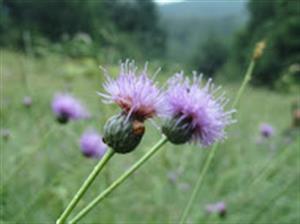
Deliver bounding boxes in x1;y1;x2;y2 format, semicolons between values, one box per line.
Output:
56;149;115;224
179;143;218;223
179;59;256;224
69;136;168;224
232;60;255;109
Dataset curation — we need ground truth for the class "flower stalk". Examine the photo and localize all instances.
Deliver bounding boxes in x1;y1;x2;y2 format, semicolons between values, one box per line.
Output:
56;149;115;224
179;44;261;223
68;136;168;224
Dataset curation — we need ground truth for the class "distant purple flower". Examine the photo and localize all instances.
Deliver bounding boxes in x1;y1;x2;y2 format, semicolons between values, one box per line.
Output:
52;93;90;124
98;61;163;121
162;73;235;147
260;123;274;138
23;96;32;107
80;130;107;158
206;201;227;217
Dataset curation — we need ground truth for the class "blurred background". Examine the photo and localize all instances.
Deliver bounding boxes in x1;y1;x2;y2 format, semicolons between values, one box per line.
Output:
1;0;300;89
1;0;300;223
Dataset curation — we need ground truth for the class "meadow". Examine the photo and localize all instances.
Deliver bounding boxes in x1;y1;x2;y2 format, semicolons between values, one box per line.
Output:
1;50;299;223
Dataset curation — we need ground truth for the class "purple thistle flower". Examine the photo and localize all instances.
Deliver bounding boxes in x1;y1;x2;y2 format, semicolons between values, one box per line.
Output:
206;201;227;217
23;96;32;107
162;72;235;147
80;130;107;159
98;61;163;121
259;123;275;138
52;93;90;124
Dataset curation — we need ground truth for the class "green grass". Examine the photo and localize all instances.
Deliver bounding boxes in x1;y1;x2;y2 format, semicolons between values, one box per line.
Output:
1;50;299;223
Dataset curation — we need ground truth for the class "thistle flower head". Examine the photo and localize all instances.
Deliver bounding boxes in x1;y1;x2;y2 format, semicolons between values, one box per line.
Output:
52;93;90;124
23;96;32;107
103;113;145;154
259;123;274;138
206;201;227;217
162;72;235;147
80;130;107;159
98;61;163;121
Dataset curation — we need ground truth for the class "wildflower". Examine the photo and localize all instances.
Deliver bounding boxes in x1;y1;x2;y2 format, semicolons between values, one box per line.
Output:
23;96;32;107
259;123;274;138
99;61;163;153
205;201;227;218
98;60;163;121
52;93;90;124
80;130;107;159
103;113;145;153
162;72;235;147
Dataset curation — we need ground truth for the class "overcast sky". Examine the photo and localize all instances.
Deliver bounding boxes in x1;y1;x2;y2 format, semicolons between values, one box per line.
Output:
154;0;184;5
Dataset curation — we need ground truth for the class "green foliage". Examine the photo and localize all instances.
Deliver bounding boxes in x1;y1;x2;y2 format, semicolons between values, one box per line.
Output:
0;0;166;59
1;50;299;223
233;0;300;87
275;64;300;93
2;0;107;40
191;36;228;77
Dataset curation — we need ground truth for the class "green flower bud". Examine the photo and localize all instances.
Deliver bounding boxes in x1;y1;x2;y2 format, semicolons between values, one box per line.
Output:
103;113;145;154
162;116;194;145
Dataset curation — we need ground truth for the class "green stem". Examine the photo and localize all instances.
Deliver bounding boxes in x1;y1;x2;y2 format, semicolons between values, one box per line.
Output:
56;149;115;224
232;60;255;109
179;143;218;223
179;59;256;224
69;136;168;224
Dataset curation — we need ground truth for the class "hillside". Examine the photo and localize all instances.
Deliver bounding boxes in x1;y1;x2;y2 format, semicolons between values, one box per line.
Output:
158;1;248;63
